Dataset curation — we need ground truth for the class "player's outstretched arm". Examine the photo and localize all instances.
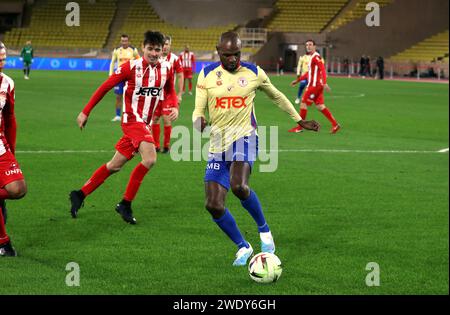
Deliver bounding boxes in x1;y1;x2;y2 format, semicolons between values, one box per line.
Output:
298;119;320;132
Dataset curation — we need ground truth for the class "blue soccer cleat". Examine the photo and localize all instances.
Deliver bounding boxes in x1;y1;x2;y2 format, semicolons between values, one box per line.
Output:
260;231;275;254
232;243;253;266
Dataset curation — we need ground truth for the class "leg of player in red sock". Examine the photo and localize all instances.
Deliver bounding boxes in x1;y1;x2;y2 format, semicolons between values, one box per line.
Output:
69;151;127;218
152;123;161;151
317;104;340;133
288;104;308;133
163;125;172;152
188;79;192;94
116;141;156;224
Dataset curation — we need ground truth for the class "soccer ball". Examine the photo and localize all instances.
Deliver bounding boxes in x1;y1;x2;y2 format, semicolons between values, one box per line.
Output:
248;252;282;283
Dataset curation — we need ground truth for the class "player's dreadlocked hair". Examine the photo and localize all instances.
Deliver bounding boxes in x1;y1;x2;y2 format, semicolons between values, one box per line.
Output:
143;31;164;47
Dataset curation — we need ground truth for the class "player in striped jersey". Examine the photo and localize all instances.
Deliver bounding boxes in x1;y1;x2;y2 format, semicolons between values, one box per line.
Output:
291;40;341;134
69;31;179;224
152;35;184;153
193;32;320;266
179;46;195;95
0;42;28;257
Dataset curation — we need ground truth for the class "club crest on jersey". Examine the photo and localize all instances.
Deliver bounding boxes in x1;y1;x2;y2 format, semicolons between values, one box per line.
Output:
238;77;248;87
135;87;161;97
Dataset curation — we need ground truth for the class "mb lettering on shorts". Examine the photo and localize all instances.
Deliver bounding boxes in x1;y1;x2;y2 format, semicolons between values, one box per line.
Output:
215;96;248;109
135;87;161;97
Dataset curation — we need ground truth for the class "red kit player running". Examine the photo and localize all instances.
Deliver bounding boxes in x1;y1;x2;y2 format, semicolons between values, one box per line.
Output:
69;31;179;224
152;35;184;153
0;42;28;257
179;45;195;95
290;40;341;134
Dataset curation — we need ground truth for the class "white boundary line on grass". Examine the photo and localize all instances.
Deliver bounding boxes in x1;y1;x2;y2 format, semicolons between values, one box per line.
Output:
15;149;449;154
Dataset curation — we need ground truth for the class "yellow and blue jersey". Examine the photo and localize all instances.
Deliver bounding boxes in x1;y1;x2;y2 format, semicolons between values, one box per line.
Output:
193;61;301;153
297;54;312;76
109;46;140;76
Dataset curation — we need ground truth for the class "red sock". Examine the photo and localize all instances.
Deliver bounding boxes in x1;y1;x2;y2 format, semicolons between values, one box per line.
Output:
81;164;111;197
188;81;192;92
123;163;149;202
321;107;337;126
163;125;172;148
152;124;161;149
0;189;9;199
0;207;9;245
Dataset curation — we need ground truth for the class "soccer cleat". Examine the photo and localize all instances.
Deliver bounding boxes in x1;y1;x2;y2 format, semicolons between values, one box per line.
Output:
111;116;121;122
331;124;341;134
260;231;275;254
0;242;17;257
69;190;84;218
115;202;137;225
24;76;29;80
288;126;303;133
155;147;161;153
0;200;6;225
294;98;300;104
232;243;253;266
162;147;170;154
188;91;193;95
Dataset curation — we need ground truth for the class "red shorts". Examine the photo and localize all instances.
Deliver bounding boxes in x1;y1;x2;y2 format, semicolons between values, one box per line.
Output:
115;123;155;160
0;151;25;188
154;101;173;117
302;86;324;106
183;69;193;79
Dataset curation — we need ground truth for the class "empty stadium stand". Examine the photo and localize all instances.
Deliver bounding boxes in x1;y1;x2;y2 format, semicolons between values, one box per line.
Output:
327;0;392;32
110;0;237;53
266;0;348;33
389;30;449;63
3;0;116;49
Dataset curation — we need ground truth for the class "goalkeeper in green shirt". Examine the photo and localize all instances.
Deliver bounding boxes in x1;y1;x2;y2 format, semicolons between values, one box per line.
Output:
20;40;34;80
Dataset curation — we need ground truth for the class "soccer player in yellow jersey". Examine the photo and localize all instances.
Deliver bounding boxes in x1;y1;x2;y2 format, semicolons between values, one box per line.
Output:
109;34;140;121
193;32;320;266
295;52;311;105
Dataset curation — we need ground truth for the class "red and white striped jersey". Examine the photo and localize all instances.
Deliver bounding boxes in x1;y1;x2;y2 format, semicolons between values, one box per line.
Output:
179;51;195;70
303;51;327;88
0;72;17;156
83;57;178;125
160;52;183;74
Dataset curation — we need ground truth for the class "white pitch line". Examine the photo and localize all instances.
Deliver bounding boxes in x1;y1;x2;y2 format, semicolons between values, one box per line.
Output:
14;149;449;154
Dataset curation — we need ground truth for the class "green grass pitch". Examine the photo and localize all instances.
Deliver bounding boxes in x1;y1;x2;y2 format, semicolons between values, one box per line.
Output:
0;69;448;294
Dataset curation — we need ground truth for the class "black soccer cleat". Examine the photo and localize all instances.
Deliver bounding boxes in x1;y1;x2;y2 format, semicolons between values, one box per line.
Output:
155;147;161;153
69;190;85;218
115;202;137;225
0;241;17;257
0;199;6;225
162;147;170;154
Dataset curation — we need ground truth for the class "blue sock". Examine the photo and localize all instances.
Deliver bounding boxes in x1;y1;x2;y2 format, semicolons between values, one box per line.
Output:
213;209;248;249
241;190;270;233
115;108;121;117
298;81;307;98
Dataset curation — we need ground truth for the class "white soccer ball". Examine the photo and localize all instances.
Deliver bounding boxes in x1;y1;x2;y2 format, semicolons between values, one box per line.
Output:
248;252;282;283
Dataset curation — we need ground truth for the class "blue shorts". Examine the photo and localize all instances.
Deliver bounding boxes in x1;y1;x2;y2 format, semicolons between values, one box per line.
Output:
204;134;258;190
114;81;125;95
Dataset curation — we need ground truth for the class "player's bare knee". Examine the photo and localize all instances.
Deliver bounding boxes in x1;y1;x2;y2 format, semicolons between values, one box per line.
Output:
141;157;156;169
106;162;122;173
231;183;249;199
7;183;27;199
205;200;225;218
316;104;325;111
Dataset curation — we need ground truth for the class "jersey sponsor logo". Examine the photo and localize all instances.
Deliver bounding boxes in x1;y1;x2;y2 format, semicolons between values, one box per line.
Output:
215;96;248;109
5;168;22;176
135;87;162;97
